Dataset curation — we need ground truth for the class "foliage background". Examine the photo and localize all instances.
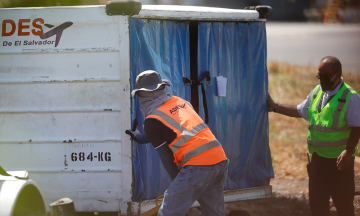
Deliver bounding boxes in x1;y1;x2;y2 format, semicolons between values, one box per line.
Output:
0;0;107;8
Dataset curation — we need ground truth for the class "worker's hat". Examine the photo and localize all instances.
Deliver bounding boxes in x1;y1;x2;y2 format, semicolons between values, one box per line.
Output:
131;70;170;97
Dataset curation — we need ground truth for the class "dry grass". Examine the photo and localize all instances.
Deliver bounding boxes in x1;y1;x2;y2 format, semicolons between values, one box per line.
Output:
268;61;360;180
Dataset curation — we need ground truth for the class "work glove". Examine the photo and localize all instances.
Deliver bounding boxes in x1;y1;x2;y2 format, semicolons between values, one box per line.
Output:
125;128;140;142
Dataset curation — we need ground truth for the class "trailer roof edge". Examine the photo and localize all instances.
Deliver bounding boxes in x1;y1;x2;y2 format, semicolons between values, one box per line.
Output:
131;15;266;22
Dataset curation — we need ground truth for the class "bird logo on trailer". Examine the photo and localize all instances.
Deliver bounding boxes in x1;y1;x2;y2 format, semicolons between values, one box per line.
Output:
1;18;73;47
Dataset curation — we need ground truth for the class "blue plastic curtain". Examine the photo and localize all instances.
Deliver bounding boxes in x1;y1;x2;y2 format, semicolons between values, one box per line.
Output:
130;18;190;201
130;19;274;201
197;22;274;190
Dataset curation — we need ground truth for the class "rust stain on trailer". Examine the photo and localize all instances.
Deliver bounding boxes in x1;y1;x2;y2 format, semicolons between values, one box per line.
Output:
98;200;108;203
63;139;73;143
64;155;68;166
32;76;49;78
131;182;134;202
51;115;56;125
127;203;132;216
32;78;99;83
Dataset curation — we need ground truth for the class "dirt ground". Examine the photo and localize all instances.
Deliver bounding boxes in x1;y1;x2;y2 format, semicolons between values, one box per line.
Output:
187;157;360;216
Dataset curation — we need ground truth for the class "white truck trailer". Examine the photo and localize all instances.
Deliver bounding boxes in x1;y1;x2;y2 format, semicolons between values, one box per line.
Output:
0;1;273;215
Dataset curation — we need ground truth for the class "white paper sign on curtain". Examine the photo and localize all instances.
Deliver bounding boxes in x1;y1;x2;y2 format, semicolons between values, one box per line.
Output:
216;76;227;97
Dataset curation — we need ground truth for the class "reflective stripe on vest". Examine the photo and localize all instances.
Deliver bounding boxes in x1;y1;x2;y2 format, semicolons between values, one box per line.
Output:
307;138;349;147
312;87;321;101
307;124;349;133
150;109;211;153
332;88;354;129
177;140;221;169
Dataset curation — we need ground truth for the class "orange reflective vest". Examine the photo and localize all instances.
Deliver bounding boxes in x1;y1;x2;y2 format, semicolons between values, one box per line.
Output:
146;96;227;169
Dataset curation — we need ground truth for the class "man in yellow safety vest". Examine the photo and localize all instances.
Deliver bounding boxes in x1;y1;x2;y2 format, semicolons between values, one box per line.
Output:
267;56;360;216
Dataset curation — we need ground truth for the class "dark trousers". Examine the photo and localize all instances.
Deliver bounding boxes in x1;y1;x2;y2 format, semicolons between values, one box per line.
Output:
308;152;354;216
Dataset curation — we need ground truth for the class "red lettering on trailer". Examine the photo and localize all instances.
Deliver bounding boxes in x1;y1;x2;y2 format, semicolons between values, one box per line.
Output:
1;18;45;37
32;18;44;36
18;19;30;36
2;20;16;36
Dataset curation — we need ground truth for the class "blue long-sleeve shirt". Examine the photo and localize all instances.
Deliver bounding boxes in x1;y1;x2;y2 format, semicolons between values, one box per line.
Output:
136;118;179;180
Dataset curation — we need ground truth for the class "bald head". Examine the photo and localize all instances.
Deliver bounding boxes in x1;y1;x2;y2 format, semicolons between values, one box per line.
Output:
320;56;342;74
317;56;343;91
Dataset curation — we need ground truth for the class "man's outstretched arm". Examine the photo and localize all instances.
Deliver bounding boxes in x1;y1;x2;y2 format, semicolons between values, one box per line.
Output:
267;93;301;118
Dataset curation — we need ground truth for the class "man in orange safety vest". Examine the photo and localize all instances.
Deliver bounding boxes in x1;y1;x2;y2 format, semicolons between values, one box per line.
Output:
126;70;228;216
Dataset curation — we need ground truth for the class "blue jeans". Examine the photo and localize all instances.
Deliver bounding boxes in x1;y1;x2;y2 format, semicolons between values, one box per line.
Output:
158;160;228;216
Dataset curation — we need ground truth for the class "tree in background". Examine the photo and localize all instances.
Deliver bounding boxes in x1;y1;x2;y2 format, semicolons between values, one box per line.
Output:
0;0;104;8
